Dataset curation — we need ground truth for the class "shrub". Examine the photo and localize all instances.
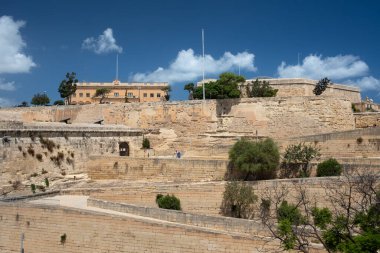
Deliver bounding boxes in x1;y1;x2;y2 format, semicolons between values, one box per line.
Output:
22;151;27;158
281;143;320;178
60;233;67;244
357;137;363;144
317;158;342;177
142;138;150;149
37;185;46;192
27;146;35;157
221;181;258;219
41;168;48;174
36;153;43;162
39;137;56;152
313;77;331;96
246;79;278;97
30;172;38;177
45;177;49;187
12;180;21;190
156;194;181;210
229;138;280;180
31;184;36;194
18;146;22;151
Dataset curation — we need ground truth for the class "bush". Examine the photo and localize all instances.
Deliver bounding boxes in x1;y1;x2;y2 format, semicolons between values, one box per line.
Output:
142;138;150;149
317;158;342;177
281;143;320;178
246;79;278;97
229;138;280;180
39;136;56;152
31;184;36;194
221;181;258;219
45;177;49;187
27;146;35;157
156;194;181;210
36;153;43;162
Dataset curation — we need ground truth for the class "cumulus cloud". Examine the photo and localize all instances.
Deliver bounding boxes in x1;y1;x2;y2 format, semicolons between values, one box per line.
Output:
132;49;256;83
277;54;380;92
0;16;36;74
278;55;369;80
0;78;15;91
82;28;123;54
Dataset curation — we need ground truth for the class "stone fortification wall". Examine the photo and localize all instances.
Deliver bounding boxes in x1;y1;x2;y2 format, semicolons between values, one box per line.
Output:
87;156;228;181
0;202;279;253
87;197;268;236
0;97;356;157
243;78;361;103
85;177;373;217
0;124;142;190
354;112;380;128
285;127;380;158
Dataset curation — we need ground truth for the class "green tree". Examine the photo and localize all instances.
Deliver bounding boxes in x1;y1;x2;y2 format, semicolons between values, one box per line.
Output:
313;77;332;96
184;82;195;100
281;143;320;178
94;88;111;104
31;93;50;106
221;181;258;219
193;72;245;99
259;170;380;253
58;72;78;104
161;85;172;101
246;79;278;97
53;100;65;105
229;138;280;180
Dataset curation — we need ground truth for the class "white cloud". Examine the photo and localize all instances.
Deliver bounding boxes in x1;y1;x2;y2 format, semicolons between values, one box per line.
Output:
0;97;13;107
0;16;36;74
131;49;256;83
347;76;380;91
0;78;15;91
277;54;368;80
82;28;122;54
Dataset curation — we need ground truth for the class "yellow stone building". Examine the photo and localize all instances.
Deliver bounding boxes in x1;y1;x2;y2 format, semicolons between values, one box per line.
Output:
70;80;168;104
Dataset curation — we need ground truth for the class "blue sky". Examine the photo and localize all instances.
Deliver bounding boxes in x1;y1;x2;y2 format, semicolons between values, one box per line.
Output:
1;0;380;106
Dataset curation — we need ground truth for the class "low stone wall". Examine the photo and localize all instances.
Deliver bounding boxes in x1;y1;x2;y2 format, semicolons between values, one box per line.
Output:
87;197;268;236
87;156;229;182
354;112;380;128
0;202;280;253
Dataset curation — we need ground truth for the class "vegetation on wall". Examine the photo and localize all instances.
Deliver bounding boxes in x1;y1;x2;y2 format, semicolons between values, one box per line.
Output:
193;72;244;99
229;138;280;180
313;77;332;96
221;181;257;219
142;138;151;149
246;79;278;97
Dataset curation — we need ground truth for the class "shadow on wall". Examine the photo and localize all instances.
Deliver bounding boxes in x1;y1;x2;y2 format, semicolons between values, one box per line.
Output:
216;99;241;116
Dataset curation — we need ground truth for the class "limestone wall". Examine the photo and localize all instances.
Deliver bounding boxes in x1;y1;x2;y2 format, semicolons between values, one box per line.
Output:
0;97;356;157
87;156;228;181
87;197;268;236
0;125;142;190
0;202;279;253
354;112;380;128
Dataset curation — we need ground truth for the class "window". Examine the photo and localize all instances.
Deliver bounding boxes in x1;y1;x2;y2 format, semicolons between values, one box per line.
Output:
86;93;90;97
79;93;83;97
150;93;154;97
114;92;119;97
127;92;133;98
157;93;161;97
143;93;147;97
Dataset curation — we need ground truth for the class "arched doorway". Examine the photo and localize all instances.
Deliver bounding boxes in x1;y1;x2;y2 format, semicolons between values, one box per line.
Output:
119;142;129;156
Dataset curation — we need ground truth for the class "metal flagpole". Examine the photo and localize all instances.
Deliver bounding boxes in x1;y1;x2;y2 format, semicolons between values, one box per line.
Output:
202;29;205;100
116;54;119;80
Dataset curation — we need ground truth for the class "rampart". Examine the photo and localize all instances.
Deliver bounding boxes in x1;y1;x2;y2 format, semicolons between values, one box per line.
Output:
0;202;280;253
0;97;356;157
354;112;380;128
